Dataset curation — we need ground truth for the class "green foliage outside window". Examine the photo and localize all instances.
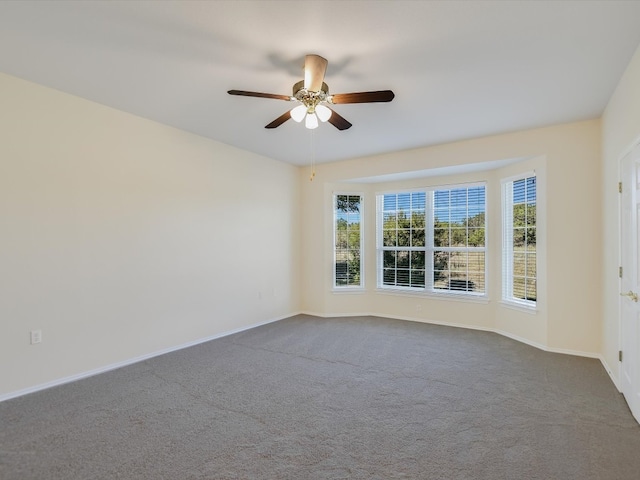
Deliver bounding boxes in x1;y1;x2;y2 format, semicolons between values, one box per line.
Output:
380;188;486;293
503;175;537;304
381;194;426;288
512;201;536;301
432;211;486;292
335;195;362;287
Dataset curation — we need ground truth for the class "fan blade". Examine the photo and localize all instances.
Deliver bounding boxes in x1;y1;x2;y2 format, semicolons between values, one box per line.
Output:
330;90;395;104
228;90;291;101
304;54;328;92
265;110;291;129
327;108;352;130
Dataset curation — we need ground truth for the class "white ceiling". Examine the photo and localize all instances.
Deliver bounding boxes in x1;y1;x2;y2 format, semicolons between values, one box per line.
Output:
1;1;640;166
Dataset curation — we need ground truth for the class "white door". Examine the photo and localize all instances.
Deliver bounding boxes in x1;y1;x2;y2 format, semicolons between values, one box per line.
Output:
620;142;640;423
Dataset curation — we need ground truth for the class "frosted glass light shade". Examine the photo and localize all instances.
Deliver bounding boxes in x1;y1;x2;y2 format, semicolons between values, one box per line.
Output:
290;105;307;122
315;104;332;122
305;113;319;129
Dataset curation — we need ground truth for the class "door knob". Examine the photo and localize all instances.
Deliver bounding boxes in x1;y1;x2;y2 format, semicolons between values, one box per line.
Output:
620;290;638;302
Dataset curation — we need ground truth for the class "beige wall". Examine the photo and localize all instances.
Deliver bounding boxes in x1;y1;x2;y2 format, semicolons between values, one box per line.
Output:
302;120;602;356
0;73;301;398
602;44;640;386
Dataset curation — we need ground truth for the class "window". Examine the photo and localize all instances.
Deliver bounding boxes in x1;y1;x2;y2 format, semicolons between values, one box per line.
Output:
380;192;426;288
377;184;486;296
502;174;537;306
334;194;363;288
432;186;486;294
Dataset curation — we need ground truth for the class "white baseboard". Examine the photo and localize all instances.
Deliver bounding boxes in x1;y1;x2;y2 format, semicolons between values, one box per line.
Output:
598;355;621;392
0;312;296;403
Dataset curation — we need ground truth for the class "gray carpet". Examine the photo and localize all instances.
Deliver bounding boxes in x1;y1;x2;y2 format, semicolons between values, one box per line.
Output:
1;314;640;479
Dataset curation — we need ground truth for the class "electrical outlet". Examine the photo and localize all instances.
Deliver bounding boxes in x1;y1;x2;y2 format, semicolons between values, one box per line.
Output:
30;330;42;345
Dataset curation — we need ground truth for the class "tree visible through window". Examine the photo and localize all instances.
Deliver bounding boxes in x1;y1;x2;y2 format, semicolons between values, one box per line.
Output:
381;192;426;288
377;185;486;295
433;186;486;293
503;175;537;305
334;194;362;287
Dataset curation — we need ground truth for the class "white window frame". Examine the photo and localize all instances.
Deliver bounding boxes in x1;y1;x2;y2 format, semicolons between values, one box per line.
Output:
376;182;487;298
333;193;364;290
501;172;537;309
377;190;427;291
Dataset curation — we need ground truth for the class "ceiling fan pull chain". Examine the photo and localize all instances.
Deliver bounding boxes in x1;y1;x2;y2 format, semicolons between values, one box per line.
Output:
309;129;316;181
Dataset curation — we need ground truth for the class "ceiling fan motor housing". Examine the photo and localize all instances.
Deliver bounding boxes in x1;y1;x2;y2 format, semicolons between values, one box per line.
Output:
292;80;330;112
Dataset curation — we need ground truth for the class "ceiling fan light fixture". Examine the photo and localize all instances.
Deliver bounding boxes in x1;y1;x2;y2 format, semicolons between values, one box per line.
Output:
315;104;332;122
305;113;319;129
290;104;307;122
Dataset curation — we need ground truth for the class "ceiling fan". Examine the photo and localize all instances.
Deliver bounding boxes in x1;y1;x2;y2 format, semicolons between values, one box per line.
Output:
228;54;395;131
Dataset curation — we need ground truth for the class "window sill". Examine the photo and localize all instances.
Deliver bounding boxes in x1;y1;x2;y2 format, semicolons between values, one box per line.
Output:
499;300;537;314
375;287;490;304
332;287;366;294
